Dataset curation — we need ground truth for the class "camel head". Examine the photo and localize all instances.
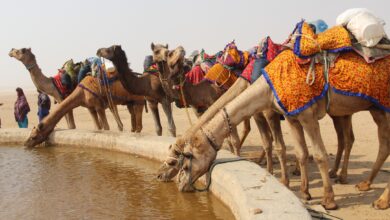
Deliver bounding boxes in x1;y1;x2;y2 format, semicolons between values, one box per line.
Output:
9;48;35;64
157;131;217;191
96;45;126;63
24;122;52;147
166;46;189;84
151;43;169;62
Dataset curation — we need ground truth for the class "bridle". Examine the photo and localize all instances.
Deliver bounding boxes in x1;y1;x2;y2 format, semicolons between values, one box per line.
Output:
172;107;235;191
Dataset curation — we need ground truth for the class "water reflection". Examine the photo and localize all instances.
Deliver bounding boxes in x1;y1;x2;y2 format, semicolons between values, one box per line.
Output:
0;146;234;220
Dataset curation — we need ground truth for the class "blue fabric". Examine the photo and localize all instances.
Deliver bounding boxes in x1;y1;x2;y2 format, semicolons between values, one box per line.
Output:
38;107;50;122
143;55;154;71
78;64;91;83
17;116;28;128
251;58;269;84
308;19;328;34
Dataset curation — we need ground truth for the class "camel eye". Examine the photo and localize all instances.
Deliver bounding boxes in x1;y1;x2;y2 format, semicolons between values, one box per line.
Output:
167;160;177;166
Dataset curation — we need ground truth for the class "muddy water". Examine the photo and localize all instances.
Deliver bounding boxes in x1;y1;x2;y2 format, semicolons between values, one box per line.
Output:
0;146;234;220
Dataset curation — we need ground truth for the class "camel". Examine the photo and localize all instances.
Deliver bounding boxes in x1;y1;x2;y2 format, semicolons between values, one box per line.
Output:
97;45;176;137
160;50;390;210
153;44;289;186
373;178;390;210
25;75;145;147
9;48;144;132
9;48;76;129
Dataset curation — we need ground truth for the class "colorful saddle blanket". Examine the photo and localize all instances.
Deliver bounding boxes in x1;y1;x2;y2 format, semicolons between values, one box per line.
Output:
185;65;205;85
262;50;390;115
78;76;144;103
52;70;73;99
204;63;238;89
144;63;159;76
292;20;352;58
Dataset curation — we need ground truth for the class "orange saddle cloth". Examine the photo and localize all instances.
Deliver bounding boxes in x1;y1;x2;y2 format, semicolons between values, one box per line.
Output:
262;50;390;115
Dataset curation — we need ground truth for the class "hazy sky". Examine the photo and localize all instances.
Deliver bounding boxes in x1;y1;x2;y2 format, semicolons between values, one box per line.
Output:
1;0;389;91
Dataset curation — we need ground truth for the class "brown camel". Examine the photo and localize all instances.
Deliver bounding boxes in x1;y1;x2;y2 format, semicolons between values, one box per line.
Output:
373;178;390;210
25;75;145;147
160;52;390;210
97;45;176;137
9;48;76;129
9;48;143;132
154;45;289;185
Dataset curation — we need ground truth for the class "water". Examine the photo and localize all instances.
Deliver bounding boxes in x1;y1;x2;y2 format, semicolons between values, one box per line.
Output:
0;146;234;220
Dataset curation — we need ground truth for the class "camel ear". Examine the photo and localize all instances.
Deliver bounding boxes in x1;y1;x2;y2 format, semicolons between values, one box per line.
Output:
27;48;31;52
151;43;155;50
37;123;44;131
165;44;168;49
118;45;122;48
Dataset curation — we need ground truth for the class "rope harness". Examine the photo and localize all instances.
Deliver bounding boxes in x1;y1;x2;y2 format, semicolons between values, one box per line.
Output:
292;33;331;111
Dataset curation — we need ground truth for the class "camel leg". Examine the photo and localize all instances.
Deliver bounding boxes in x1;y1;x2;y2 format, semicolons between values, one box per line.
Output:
109;105;123;131
329;116;345;178
148;100;162;136
127;104;136;132
253;112;274;175
56;96;76;129
298;110;337;210
357;110;389;191
286;118;311;200
265;110;289;187
162;98;176;137
373;179;390;209
97;108;110;130
88;108;102;130
239;119;251;147
335;115;354;184
64;111;76;129
133;103;144;133
227;126;241;156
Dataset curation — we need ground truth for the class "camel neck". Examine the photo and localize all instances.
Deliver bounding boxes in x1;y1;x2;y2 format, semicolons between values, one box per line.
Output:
41;87;81;132
112;57;152;97
24;59;52;92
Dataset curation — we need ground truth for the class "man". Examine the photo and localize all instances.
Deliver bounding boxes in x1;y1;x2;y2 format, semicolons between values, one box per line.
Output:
37;90;51;122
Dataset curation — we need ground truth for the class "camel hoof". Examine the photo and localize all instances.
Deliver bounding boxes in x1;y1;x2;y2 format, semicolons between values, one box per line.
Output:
301;192;312;201
156;130;162;136
329;170;337;178
356;181;371;191
322;201;338;210
292;169;301;176
373;198;390;210
131;129;136;133
280;178;289;187
335;175;348;184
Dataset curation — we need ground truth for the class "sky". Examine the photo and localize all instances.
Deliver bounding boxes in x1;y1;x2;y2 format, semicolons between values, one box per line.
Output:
1;0;389;91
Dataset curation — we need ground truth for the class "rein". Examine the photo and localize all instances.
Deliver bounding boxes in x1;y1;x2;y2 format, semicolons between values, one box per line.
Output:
187;154;247;192
185;108;239;191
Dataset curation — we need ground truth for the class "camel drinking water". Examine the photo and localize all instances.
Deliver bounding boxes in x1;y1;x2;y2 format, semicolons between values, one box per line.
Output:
159;49;390;210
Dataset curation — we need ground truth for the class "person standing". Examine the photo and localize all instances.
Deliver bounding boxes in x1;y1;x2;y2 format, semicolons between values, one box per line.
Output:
0;103;3;128
14;87;30;128
37;90;51;122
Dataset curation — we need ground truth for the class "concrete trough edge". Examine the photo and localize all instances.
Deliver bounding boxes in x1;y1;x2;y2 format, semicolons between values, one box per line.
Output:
0;128;311;220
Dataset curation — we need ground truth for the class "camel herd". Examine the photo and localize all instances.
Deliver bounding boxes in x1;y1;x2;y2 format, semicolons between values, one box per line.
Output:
8;41;390;211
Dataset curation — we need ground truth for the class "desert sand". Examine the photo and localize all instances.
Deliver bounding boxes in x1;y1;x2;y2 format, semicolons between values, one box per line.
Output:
0;89;389;219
